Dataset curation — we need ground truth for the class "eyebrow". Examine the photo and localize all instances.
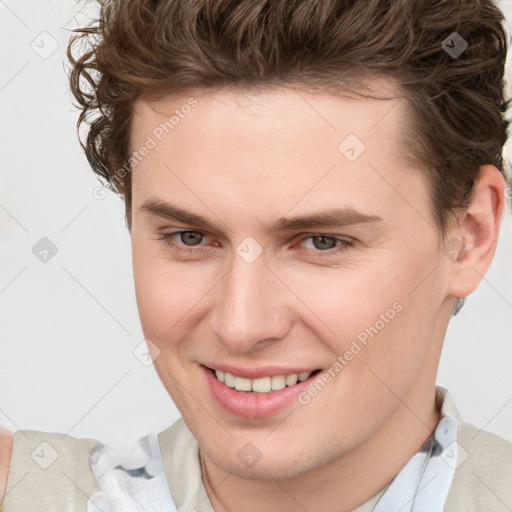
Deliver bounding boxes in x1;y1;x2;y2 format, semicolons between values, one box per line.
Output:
140;198;383;233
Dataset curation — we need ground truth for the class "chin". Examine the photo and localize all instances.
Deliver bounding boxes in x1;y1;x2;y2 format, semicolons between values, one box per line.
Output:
203;433;336;481
213;449;316;480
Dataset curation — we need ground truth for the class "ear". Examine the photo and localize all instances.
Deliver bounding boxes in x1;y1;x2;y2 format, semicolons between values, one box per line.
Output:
444;165;507;299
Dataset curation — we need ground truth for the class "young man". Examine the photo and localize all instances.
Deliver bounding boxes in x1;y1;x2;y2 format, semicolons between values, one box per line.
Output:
1;0;511;510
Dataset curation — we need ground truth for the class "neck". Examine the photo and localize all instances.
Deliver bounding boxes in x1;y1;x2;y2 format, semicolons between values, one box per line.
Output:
200;384;441;512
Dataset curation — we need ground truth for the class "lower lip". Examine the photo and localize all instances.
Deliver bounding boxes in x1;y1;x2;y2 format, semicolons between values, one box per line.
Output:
201;365;321;419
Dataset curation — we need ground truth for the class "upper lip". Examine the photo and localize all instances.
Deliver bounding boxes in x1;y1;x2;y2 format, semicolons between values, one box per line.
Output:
202;363;321;379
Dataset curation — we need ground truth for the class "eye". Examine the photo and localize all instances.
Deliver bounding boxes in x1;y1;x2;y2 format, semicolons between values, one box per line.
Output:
295;235;354;255
157;230;354;257
156;230;210;253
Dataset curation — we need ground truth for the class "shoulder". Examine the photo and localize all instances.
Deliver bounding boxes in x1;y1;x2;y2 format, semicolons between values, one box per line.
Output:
458;420;512;465
445;421;512;511
1;428;101;511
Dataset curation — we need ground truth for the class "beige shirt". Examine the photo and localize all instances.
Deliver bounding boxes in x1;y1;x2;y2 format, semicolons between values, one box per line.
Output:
2;387;512;511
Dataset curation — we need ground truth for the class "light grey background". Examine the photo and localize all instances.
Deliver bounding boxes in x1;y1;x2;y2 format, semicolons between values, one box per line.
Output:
1;0;511;450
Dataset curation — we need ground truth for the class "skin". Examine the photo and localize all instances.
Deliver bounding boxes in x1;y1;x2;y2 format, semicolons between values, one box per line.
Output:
0;85;505;510
0;430;13;501
127;85;505;511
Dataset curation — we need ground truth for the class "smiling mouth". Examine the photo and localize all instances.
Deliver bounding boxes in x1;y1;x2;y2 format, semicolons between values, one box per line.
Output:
204;366;322;394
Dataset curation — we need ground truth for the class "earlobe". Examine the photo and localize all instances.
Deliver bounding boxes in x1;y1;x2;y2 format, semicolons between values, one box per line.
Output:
445;164;507;299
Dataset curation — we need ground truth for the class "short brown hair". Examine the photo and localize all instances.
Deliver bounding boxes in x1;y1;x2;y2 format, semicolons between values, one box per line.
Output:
67;0;510;237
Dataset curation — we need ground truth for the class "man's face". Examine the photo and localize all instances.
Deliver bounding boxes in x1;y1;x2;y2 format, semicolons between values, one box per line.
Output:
130;86;453;479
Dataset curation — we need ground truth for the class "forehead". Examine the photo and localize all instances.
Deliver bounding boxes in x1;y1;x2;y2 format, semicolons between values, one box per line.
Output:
131;84;410;159
129;85;430;233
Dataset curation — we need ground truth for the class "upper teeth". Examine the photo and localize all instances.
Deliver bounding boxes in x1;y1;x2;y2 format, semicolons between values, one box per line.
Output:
214;370;312;392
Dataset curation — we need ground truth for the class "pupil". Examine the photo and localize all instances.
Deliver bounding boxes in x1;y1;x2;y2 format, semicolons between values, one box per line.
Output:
181;231;203;246
313;236;335;250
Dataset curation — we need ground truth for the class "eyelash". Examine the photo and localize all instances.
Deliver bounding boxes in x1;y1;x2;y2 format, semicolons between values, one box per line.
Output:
156;230;354;257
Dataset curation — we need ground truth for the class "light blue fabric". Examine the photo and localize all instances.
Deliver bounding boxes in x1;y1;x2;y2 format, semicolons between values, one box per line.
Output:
373;415;458;512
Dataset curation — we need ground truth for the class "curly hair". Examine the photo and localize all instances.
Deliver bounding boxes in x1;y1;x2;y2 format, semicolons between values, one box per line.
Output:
67;0;510;239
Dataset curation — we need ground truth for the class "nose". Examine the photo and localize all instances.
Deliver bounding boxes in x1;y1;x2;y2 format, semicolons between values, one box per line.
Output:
210;250;292;353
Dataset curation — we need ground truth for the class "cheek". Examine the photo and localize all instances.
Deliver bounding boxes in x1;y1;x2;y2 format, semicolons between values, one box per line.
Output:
288;252;439;378
284;262;404;341
131;247;203;402
132;242;218;347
